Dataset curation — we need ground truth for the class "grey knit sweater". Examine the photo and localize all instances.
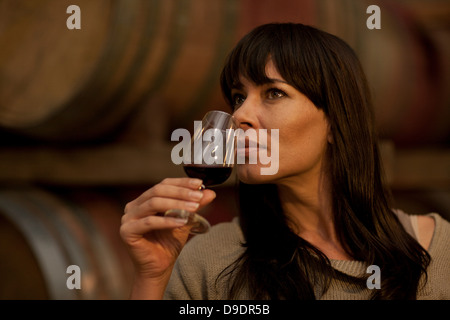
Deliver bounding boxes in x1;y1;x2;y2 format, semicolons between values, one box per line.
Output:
164;211;450;300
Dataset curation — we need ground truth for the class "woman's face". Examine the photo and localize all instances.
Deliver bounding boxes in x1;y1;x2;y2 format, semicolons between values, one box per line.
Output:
231;60;331;186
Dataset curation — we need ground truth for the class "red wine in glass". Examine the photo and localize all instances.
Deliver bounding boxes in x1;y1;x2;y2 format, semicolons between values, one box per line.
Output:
183;164;233;187
165;110;236;234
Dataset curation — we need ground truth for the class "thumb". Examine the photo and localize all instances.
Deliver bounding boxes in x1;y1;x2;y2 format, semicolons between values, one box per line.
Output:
198;189;216;209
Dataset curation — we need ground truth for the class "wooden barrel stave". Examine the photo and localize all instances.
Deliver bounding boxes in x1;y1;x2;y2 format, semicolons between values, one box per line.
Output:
0;187;132;299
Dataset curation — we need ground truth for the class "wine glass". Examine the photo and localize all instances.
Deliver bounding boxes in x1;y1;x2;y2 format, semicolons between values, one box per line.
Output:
165;110;236;234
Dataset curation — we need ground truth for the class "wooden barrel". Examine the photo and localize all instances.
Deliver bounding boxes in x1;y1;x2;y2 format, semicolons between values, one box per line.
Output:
0;0;448;145
350;1;450;146
0;0;240;142
0;187;133;299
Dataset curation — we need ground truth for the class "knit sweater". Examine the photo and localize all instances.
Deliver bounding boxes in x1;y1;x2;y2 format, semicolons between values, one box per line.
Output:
164;212;450;300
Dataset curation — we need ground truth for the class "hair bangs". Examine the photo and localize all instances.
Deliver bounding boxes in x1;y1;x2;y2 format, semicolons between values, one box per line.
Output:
220;23;316;109
220;30;279;106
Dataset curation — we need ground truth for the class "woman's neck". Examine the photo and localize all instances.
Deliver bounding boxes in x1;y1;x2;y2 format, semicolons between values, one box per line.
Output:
276;173;353;261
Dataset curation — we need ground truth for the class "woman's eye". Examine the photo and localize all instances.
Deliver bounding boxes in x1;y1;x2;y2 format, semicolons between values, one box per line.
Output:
232;94;246;107
267;88;286;99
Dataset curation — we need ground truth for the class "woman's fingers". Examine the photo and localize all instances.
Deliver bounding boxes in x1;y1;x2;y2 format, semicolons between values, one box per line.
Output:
127;197;201;220
123;178;216;222
120;215;188;240
160;177;204;189
135;178;203;205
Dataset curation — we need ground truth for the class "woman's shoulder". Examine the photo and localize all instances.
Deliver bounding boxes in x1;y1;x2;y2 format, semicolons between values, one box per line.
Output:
424;212;450;254
392;210;450;299
417;213;450;299
393;209;449;251
416;214;436;250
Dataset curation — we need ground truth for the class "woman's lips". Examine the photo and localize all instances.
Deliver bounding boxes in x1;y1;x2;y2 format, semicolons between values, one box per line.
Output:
236;147;258;157
236;138;267;157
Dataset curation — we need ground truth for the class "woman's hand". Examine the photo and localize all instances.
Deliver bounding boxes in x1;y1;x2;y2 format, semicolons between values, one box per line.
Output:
120;177;216;298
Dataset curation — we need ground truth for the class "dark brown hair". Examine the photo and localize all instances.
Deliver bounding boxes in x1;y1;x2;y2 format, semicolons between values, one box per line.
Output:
219;23;430;299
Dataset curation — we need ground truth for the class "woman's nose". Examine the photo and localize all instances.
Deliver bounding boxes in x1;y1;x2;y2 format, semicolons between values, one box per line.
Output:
232;98;257;130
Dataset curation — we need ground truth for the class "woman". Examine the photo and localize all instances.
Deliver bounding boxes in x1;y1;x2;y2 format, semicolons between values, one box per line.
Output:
120;23;449;300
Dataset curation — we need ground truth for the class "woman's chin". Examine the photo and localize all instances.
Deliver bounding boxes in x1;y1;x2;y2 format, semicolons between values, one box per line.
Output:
236;165;276;184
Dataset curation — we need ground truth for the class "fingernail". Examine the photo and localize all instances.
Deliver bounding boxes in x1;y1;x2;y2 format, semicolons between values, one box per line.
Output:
186;201;199;211
189;191;203;201
190;179;203;188
168;217;188;225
